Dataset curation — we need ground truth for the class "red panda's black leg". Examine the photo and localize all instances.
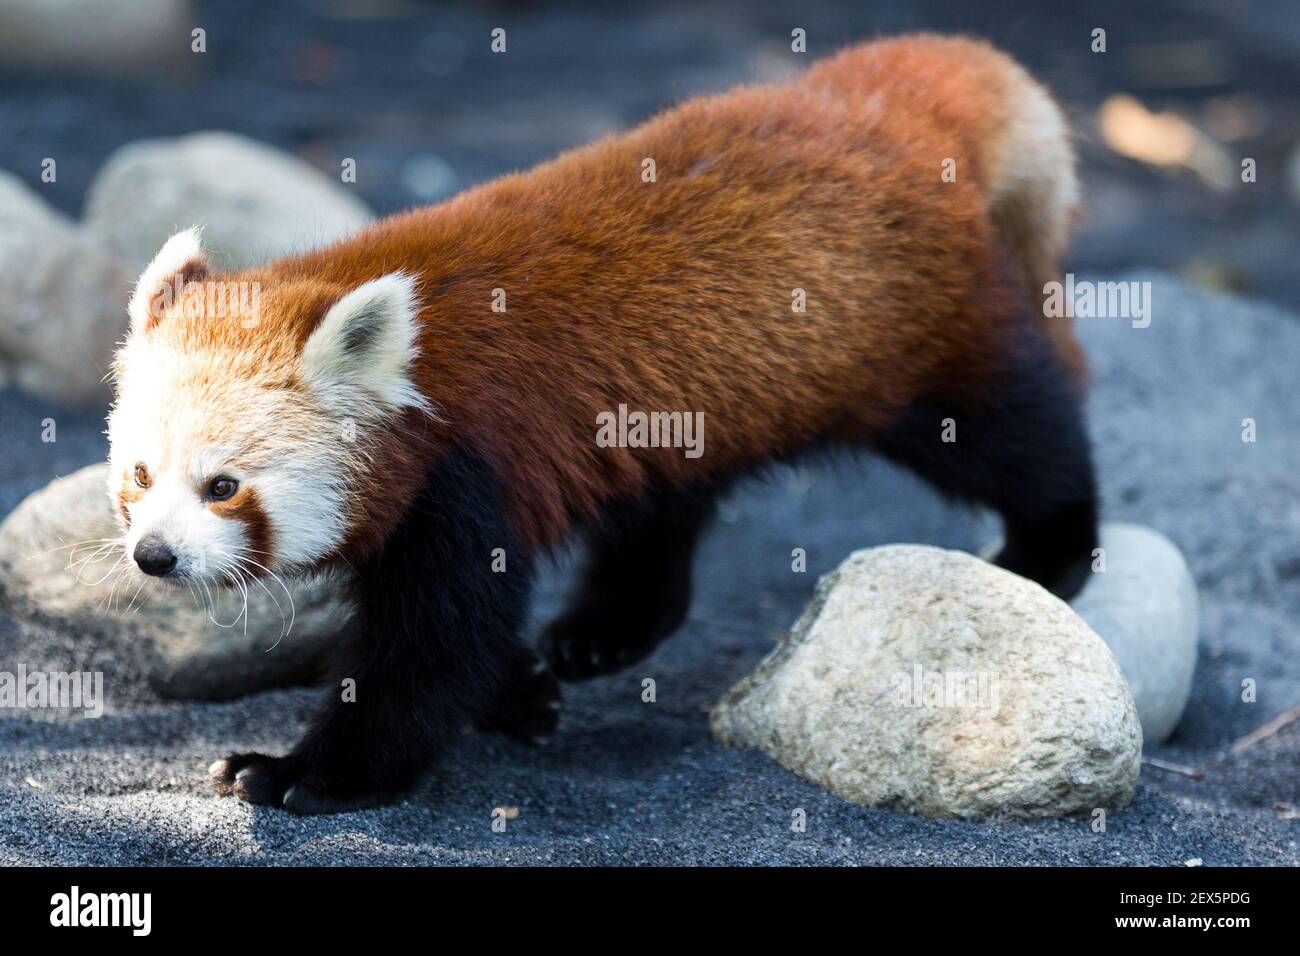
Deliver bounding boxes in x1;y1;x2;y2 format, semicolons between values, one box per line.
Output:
209;445;553;814
541;484;719;680
873;332;1099;600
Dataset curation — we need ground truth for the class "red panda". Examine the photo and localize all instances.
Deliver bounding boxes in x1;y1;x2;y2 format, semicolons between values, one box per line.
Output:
107;34;1096;813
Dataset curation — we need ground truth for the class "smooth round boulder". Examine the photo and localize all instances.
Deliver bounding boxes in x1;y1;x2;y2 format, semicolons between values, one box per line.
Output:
711;544;1142;819
0;172;133;407
84;131;373;273
1069;523;1198;743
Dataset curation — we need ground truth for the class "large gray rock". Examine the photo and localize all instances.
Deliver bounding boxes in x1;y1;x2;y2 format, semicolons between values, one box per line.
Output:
980;521;1199;743
0;464;342;700
711;544;1142;818
84;132;374;273
0;171;133;407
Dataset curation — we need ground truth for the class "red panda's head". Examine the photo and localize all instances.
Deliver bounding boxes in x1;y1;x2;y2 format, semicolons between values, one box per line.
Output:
106;228;429;585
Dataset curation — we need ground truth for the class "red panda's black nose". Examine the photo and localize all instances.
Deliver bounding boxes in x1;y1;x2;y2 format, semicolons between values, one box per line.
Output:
133;535;177;577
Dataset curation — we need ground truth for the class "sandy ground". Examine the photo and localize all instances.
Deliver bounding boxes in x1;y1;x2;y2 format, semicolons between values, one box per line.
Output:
0;272;1296;865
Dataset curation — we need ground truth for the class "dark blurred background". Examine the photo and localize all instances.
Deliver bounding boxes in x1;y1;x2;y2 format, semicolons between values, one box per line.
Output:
2;0;1297;307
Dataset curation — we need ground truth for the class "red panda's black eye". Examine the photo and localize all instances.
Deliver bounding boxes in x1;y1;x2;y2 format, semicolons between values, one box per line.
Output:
208;476;238;501
133;464;150;488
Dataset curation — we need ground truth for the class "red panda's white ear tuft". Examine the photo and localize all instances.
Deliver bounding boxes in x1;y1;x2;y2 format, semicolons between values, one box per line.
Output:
127;227;208;336
300;272;429;417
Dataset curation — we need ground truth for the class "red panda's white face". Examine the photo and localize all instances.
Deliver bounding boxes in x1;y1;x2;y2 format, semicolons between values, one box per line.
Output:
106;228;428;586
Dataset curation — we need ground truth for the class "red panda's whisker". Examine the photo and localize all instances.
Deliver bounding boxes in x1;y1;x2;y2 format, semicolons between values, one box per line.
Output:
194;575;228;629
123;572;149;614
246;568;288;648
177;572;202;613
99;561;131;615
39;536;123;563
85;553;129;590
220;559;252;637
208;552;257;635
233;552;296;646
210;552;249;628
67;541;124;578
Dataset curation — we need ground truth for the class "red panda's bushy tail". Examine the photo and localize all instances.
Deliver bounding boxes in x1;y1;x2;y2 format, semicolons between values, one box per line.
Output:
804;35;1085;382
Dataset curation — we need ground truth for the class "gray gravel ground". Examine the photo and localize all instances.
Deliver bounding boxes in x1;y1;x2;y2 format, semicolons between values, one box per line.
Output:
0;272;1297;865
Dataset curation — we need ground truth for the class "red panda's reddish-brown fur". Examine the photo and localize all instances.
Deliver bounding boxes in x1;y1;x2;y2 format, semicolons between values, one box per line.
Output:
218;34;1081;559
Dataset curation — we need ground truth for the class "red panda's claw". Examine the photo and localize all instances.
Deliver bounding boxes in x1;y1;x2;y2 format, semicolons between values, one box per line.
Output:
475;654;562;744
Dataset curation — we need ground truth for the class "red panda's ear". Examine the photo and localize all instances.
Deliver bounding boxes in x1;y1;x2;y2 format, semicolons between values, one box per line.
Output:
127;227;209;336
300;272;428;417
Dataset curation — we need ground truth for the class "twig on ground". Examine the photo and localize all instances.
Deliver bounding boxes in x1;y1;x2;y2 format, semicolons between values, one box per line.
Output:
1141;756;1204;779
1229;702;1300;754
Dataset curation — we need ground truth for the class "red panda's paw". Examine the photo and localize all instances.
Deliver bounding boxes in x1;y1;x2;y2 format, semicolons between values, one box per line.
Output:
475;654;563;745
541;604;676;681
209;751;295;804
208;752;394;815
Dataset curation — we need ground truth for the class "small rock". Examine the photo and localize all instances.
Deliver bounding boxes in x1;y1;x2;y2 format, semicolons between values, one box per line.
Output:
982;522;1198;743
84;132;374;273
1071;524;1198;743
0;171;134;407
0;464;343;700
711;544;1142;819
